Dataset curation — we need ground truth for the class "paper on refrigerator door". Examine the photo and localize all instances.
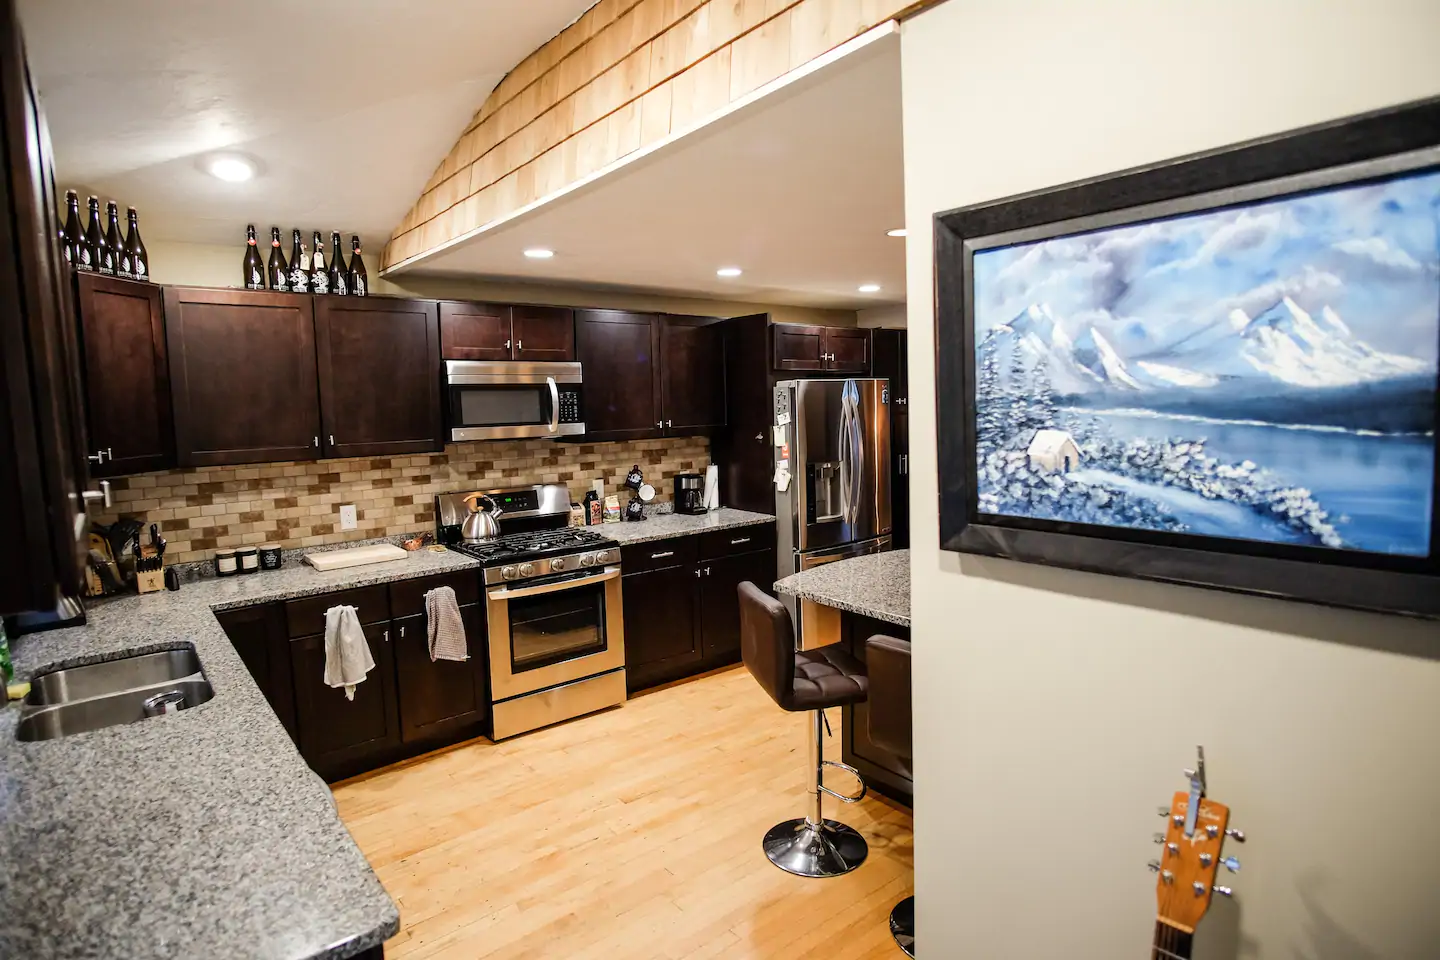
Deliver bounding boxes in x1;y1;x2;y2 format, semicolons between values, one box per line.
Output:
773;467;791;491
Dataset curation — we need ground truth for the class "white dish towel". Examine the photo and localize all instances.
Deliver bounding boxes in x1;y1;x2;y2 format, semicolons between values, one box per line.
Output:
425;585;469;663
323;604;376;701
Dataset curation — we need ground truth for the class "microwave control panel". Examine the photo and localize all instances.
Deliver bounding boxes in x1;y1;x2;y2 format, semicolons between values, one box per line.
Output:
557;387;583;424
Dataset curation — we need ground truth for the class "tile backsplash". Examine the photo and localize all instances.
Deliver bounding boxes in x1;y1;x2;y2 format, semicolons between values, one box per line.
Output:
94;436;712;563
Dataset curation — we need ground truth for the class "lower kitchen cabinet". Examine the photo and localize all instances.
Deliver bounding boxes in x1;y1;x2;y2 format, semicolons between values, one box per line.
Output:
216;604;297;742
392;605;489;744
620;527;776;693
290;620;402;777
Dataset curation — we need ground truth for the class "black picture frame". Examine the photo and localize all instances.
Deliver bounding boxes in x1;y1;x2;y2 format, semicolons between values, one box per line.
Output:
933;96;1440;619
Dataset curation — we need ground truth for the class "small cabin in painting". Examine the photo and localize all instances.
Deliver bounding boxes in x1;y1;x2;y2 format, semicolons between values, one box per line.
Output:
1027;429;1082;473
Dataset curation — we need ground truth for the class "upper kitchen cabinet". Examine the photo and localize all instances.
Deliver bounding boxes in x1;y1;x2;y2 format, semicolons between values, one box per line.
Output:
164;287;321;467
575;309;661;441
439;301;574;362
74;273;173;476
314;296;441;459
658;315;725;434
771;323;872;374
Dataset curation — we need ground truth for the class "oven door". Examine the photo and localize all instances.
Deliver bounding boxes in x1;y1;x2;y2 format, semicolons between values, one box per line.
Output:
445;360;585;441
486;566;625;700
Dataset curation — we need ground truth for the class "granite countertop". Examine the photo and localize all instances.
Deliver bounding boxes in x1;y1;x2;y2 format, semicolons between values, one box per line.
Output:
601;507;774;545
0;546;481;960
774;549;911;628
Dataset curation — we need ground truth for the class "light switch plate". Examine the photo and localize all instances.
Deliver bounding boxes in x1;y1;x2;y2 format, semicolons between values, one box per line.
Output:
339;504;358;530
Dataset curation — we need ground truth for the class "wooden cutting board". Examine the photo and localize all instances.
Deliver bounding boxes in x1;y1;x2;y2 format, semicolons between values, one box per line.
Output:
304;544;410;571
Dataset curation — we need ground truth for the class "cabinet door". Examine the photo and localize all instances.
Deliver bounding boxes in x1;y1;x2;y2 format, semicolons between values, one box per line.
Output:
621;564;700;691
164;287;321;467
290;620;400;776
659;315;725;434
575;309;661;441
74;273;172;476
439;301;512;361
392;607;489;743
698;549;776;663
315;296;441;458
216;604;297;742
512;305;575;362
772;324;825;371
824;327;872;373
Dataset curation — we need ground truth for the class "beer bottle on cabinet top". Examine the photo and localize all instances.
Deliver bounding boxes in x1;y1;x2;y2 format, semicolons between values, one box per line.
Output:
83;196;103;272
122;207;148;281
328;231;347;295
348;236;367;297
288;228;309;292
103;202;122;276
310;230;329;294
242;224;265;290
63;191;86;269
267;226;289;291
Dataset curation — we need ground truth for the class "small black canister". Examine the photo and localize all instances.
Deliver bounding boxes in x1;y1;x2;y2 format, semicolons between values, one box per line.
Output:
236;546;259;574
258;542;284;570
214;549;237;577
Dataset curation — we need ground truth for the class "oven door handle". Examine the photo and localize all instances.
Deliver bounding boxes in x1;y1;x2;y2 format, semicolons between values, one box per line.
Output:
487;566;620;600
547;376;560;434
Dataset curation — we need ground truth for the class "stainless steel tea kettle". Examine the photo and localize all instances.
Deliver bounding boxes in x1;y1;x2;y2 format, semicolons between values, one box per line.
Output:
461;493;504;542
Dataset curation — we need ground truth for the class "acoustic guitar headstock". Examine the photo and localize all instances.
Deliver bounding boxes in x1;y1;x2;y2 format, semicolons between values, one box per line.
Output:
1150;748;1244;936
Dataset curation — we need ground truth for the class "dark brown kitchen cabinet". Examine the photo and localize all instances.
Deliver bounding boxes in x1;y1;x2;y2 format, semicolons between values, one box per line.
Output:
216;604;297;742
771;323;871;374
575;309;662;441
873;328;909;549
659;315;726;433
290;620;401;777
74;273;173;476
391;607;489;743
697;549;775;663
164;287;321;467
439;301;574;362
0;0;89;616
621;562;700;691
315;295;441;459
841;612;913;804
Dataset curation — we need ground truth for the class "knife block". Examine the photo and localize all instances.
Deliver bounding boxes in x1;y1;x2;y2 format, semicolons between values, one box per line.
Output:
136;568;165;594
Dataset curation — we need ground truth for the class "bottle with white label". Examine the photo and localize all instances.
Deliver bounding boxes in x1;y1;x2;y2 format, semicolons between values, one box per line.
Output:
310;230;329;294
288;229;309;293
242;224;264;290
327;231;347;295
122;207;148;281
348;235;368;297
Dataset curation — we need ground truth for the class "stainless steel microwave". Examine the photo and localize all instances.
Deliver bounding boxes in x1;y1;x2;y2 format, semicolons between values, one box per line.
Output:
444;361;585;441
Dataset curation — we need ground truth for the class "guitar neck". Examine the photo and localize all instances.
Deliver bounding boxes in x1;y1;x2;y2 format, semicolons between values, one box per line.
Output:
1152;920;1194;960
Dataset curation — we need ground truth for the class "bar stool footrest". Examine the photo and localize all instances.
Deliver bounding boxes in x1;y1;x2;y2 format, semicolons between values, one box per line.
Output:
819;759;867;803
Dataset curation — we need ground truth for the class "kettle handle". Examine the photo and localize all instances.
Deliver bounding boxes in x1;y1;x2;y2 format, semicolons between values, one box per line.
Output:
463;492;503;517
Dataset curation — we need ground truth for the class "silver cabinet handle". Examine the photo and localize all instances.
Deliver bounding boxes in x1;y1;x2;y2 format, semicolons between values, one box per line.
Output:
106;447;112;459
88;450;105;464
81;480;112;509
517;340;522;350
666;419;672;428
657;422;664;429
329;435;335;445
730;537;751;545
704;566;711;576
399;625;405;638
382;630;389;643
313;437;319;448
755;433;763;441
651;551;674;559
505;338;512;350
693;569;701;578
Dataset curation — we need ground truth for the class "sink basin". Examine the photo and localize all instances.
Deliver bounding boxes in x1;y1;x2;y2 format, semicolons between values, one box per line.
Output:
26;649;203;705
17;679;214;741
15;647;213;742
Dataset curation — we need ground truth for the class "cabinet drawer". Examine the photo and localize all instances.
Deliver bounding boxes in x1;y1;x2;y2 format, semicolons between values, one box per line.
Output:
698;524;775;559
389;570;481;619
621;535;698;574
285;585;390;637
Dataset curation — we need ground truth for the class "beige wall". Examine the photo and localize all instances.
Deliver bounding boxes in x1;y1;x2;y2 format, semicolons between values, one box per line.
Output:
901;2;1440;958
858;304;906;328
144;238;856;326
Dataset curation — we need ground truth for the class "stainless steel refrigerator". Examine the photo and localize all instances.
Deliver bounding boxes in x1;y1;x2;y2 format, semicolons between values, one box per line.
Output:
773;378;892;647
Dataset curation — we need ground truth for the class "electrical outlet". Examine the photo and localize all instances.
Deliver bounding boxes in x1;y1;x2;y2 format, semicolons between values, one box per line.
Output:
339;504;358;530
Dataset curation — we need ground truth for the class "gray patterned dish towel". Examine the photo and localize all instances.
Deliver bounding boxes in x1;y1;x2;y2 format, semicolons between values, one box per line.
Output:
425;585;469;662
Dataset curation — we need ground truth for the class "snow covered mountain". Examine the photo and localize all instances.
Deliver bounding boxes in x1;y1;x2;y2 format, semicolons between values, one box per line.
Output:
981;298;1432;397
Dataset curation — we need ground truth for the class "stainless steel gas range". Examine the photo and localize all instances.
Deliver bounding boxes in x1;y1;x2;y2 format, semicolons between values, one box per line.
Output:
436;484;625;740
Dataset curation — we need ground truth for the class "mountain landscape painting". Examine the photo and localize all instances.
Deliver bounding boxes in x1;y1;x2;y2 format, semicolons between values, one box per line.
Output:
971;168;1440;557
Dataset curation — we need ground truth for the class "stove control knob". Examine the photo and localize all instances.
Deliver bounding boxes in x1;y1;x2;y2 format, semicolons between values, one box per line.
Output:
595;550;613;565
500;565;518;580
550;557;566;572
577;552;594;567
518;562;535;578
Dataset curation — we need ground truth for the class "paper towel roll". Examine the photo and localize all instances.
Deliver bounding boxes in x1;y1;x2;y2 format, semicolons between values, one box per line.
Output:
703;464;719;511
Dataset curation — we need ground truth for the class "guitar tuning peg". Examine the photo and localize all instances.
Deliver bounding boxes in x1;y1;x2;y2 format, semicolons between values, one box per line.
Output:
1226;827;1246;842
1212;885;1234;897
1221;856;1241;873
1148;859;1161;873
1157;806;1170;817
1153;833;1165;844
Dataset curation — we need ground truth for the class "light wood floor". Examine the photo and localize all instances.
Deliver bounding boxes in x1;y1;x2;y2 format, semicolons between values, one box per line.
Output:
333;665;914;960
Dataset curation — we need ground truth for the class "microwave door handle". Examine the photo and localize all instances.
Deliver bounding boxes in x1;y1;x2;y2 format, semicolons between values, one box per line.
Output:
547;376;560;433
488;566;620;600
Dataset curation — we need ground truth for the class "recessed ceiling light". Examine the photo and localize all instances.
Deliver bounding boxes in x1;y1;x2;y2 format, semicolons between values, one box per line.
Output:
716;267;742;278
858;283;881;293
886;228;907;238
207;156;254;182
523;248;555;259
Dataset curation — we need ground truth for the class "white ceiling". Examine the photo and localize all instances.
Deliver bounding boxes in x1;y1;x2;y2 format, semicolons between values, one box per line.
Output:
17;0;593;247
393;31;906;310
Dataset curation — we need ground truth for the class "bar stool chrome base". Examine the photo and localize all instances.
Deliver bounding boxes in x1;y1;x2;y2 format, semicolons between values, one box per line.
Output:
763;817;868;878
890;895;915;956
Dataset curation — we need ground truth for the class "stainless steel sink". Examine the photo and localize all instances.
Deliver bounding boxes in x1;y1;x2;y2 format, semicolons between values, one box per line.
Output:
16;647;213;742
25;648;203;705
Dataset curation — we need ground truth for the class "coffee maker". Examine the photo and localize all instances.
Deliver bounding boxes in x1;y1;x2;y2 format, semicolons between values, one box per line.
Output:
674;473;706;515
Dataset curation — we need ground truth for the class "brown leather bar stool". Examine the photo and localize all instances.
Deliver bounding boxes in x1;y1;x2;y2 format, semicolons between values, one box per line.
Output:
866;634;914;957
737;581;870;878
